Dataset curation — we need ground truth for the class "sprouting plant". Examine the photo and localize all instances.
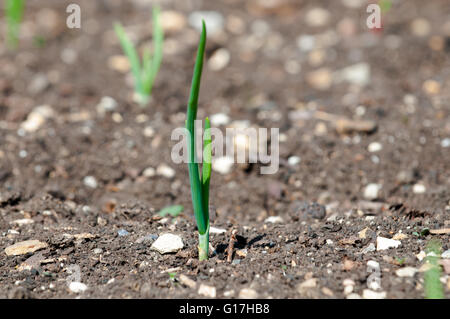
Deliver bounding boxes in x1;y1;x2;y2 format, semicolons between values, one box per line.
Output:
186;21;211;261
424;239;444;299
114;6;163;106
158;205;184;218
5;0;25;49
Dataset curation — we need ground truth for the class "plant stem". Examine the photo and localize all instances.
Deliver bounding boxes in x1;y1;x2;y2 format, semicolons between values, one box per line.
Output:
198;227;209;261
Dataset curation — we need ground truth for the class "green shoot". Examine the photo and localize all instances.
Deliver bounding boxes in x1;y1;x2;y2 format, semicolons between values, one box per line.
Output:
114;6;163;106
5;0;25;49
158;205;184;217
186;21;211;261
424;239;444;299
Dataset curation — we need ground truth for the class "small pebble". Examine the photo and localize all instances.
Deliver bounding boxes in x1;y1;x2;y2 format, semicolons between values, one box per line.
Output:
306;68;332;90
96;96;118;114
238;288;259;299
364;183;382;200
376;236;401;251
151;233;184;254
189;11;224;35
362;289;386;299
411;18;431;37
156;164;175;178
441;138;450;148
108;55;130;73
198;284;216;298
210;113;230;126
288;156;301;166
422;79;441;95
160;11;186;33
305;8;330;27
441;250;450;259
208;48;230;71
212;156;234;175
335;63;371;86
117;229;129;237
395;267;418;278
142;167;156;177
210;227;226;234
69;282;88;293
412;183;426;194
20;105;54;133
264;216;283;224
83;176;98;189
5;240;48;256
362;243;376;254
368;142;382;153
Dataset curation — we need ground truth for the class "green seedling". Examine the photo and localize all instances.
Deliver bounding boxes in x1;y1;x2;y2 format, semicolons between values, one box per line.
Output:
424;239;444;299
168;272;177;281
114;6;163;106
5;0;25;49
186;21;211;261
158;205;184;217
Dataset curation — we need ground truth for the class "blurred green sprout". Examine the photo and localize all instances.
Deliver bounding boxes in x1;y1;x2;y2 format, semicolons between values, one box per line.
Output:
5;0;25;49
424;239;444;299
114;6;163;106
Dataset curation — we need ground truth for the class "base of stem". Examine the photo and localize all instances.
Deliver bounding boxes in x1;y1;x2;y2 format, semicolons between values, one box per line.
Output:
198;229;209;261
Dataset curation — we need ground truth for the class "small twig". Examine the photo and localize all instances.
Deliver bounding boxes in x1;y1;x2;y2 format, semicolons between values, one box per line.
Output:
226;229;238;263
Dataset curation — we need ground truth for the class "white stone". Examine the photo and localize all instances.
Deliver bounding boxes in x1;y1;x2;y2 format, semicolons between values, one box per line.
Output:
395;267;418;278
367;260;380;271
210;226;227;234
212;156;234;175
208;48;230;71
5;240;48;256
83;176;98;189
189;11;224;35
151;233;184;254
69;282;88;293
305;8;330;27
416;250;427;261
343;279;355;286
412;183;426;194
160;11;186;33
20;105;54;133
368;142;382;153
143;126;155;137
288;156;301;166
346;293;361;299
297;35;316;52
341;0;365;8
364;183;382;200
362;289;386;299
334;63;371;86
362;243;376;254
198;284;216;298
96;96;117;114
441;250;450;259
264;216;283;224
441;138;450;148
142;167;156;177
156;164;175;178
10;219;34;225
376;236;401;251
210;113;230;126
238;288;259;299
344;285;354;295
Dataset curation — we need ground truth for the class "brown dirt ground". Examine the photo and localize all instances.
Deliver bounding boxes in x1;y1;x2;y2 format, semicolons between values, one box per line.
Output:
0;0;449;299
